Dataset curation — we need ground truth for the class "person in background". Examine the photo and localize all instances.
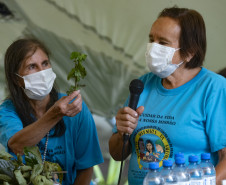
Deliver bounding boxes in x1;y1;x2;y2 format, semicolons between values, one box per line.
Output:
0;38;104;185
144;140;157;162
138;138;145;160
218;67;226;78
109;6;226;185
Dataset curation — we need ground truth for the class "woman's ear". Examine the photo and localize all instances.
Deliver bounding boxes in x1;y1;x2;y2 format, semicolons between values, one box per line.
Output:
185;52;194;63
14;74;24;88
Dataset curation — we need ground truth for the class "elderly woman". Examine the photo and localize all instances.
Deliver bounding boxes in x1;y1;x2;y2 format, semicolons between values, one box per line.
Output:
0;38;103;185
109;6;226;185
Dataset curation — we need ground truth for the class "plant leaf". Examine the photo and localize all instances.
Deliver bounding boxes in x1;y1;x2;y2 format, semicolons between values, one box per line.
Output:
67;68;76;80
30;164;43;182
67;51;87;92
74;69;82;78
14;170;27;185
81;54;87;61
0;151;13;160
3;181;10;185
32;175;53;185
70;52;79;60
16;154;23;166
24;146;42;168
78;62;86;78
0;159;17;183
20;165;32;172
0;174;12;182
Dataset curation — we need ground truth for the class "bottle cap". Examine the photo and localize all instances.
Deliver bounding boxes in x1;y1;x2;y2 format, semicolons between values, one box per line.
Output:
163;159;173;167
201;153;211;160
149;162;159;170
174;152;184;159
189;155;198;162
175;157;185;164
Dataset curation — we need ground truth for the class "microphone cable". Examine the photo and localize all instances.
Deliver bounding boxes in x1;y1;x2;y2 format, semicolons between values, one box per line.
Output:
117;134;129;185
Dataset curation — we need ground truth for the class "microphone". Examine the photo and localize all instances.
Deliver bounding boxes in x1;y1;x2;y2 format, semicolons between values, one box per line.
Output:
118;79;144;185
124;79;144;141
128;79;144;110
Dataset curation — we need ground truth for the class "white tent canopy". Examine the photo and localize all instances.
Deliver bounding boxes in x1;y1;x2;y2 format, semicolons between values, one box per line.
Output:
0;0;226;156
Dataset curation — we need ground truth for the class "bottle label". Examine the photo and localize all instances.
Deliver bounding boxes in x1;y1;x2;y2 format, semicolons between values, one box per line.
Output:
204;176;216;185
190;179;204;185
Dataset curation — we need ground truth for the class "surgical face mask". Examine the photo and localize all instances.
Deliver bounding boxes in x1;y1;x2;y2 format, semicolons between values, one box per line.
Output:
145;42;183;78
16;68;56;100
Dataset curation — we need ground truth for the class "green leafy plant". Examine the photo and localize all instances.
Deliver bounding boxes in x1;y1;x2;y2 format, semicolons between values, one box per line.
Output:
67;51;87;95
0;146;63;185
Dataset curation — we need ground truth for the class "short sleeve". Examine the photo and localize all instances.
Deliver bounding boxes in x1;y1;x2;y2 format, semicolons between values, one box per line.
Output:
74;102;104;169
206;85;226;152
0;100;23;151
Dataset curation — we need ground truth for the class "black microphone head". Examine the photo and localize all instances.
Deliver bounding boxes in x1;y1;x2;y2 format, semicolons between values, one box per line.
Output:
129;79;144;95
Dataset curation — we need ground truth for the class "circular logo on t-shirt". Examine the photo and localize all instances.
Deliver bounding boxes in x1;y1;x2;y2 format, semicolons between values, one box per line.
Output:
134;128;171;169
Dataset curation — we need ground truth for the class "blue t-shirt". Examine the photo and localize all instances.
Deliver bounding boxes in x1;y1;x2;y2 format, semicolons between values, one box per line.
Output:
0;93;104;185
113;67;226;185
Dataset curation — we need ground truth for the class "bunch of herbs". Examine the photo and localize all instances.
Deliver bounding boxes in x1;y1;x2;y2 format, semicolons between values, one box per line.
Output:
67;51;87;95
0;146;62;185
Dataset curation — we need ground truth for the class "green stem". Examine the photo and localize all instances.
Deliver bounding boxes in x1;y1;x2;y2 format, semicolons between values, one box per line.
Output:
75;77;77;90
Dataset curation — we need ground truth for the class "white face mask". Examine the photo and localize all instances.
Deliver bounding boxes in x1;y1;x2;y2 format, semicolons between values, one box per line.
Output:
145;42;183;78
16;68;56;100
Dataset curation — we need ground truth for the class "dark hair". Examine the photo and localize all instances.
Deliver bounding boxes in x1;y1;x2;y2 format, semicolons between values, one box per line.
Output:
4;38;65;137
158;6;206;69
218;67;226;78
145;139;154;152
138;138;144;150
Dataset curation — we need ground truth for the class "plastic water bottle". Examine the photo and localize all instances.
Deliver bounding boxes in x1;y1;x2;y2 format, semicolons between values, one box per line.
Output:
143;162;165;185
173;157;190;185
161;159;177;184
198;153;216;185
187;155;204;185
173;152;184;168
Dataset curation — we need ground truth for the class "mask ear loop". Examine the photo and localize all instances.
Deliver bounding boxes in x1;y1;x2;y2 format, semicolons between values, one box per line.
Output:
177;61;184;66
15;73;23;78
174;48;184;67
15;73;25;89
